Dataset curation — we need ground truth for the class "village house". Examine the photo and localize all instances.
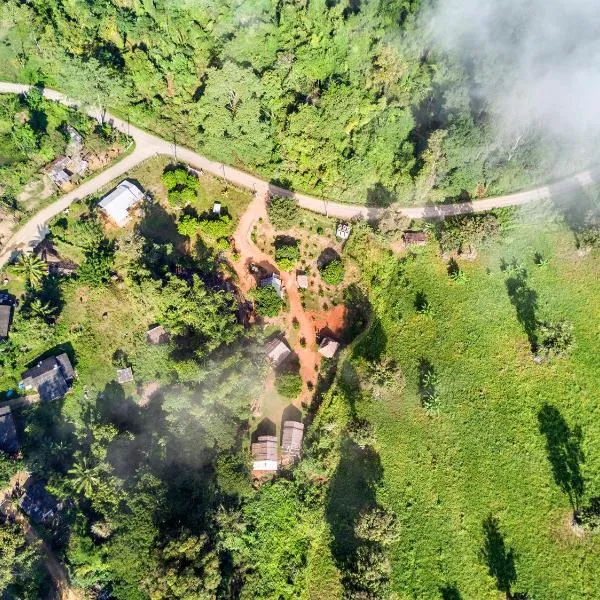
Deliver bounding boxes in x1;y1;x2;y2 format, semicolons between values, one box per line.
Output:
19;353;75;403
98;180;145;227
296;271;308;289
265;337;292;367
318;337;340;359
403;231;428;246
336;222;351;240
19;479;64;528
146;325;170;345
281;420;304;461
0;304;12;339
0;406;19;455
46;155;89;189
260;272;284;298
116;367;134;384
251;435;279;472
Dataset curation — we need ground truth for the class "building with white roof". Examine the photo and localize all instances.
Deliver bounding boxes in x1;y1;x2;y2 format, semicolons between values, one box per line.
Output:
98;180;144;227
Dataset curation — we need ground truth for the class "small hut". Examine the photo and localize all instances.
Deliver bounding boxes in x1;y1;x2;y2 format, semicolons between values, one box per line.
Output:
296;271;308;289
265;337;292;367
116;367;134;384
251;435;278;472
146;325;169;345
318;337;340;359
281;421;304;461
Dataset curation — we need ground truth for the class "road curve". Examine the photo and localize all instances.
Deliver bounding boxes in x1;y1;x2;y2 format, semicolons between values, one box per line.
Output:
1;81;599;265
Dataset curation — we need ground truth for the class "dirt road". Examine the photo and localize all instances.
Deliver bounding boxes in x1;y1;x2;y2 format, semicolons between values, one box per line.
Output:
2;81;600;268
231;192;319;402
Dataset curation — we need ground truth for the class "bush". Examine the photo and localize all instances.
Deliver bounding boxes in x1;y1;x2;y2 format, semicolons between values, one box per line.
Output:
275;242;300;271
275;373;302;398
162;167;198;207
177;215;201;238
251;286;285;317
354;505;399;545
537;319;574;359
267;196;299;230
438;213;500;254
320;259;344;285
198;214;231;238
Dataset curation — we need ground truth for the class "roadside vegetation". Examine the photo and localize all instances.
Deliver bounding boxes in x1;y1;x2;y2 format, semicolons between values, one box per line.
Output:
0;1;586;205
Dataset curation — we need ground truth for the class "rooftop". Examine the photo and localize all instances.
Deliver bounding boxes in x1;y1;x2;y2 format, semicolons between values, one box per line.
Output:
403;231;428;245
146;325;170;345
98;180;144;227
0;304;11;338
116;367;134;384
281;421;304;459
0;406;19;454
20;353;75;403
252;435;278;471
265;337;292;366
296;272;309;289
336;222;351;239
318;337;340;359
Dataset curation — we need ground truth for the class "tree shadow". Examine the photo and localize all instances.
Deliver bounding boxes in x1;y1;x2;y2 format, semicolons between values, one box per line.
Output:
440;584;462;600
417;358;437;402
342;283;371;344
325;435;383;578
316;247;340;269
414;290;429;313
502;262;538;352
537;403;585;510
366;182;396;208
481;514;516;598
447;257;460;277
252;417;276;442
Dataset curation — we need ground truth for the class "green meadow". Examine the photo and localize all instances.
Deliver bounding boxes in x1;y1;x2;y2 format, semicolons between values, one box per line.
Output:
347;207;600;598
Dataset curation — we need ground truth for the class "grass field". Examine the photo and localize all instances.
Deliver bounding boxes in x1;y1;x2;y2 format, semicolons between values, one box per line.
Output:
348;208;600;598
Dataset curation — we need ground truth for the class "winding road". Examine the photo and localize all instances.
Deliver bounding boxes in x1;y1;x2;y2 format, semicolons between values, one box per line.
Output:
1;81;599;265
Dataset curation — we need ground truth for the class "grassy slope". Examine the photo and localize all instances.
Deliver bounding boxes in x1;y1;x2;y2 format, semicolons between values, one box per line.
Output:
357;217;600;598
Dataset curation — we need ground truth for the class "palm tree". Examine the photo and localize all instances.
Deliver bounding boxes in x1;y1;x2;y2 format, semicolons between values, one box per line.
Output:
68;458;100;497
14;253;46;288
29;299;56;321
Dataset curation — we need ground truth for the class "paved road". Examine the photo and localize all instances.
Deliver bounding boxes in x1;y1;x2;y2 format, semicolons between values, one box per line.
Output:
1;81;599;265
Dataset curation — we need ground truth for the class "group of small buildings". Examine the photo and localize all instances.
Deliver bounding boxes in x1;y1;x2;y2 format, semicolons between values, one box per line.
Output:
0;292;15;339
45;126;89;189
252;420;305;473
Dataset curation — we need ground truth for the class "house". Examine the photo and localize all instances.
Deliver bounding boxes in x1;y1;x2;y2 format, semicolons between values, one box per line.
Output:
98;180;144;227
19;480;63;527
146;325;169;345
116;367;134;384
212;202;221;215
281;420;304;461
20;353;75;402
0;406;19;454
260;273;284;298
336;222;351;240
45;155;89;188
403;231;428;246
265;337;292;367
251;435;278;472
0;304;11;339
318;337;340;359
296;271;308;289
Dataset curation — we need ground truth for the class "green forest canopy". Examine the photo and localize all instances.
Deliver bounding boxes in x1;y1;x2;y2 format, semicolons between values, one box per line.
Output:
0;0;582;205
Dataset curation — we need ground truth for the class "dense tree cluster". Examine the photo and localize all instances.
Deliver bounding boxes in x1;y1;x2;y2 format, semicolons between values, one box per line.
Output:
0;0;570;205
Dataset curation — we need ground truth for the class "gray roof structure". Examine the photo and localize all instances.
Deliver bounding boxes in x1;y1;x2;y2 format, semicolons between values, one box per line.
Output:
0;305;11;338
318;337;340;359
0;406;19;454
403;231;428;245
281;421;304;460
20;353;75;403
116;367;134;384
146;325;170;345
296;272;309;289
265;337;292;367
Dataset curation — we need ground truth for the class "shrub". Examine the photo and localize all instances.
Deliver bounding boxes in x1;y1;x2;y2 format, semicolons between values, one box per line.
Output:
251;286;284;317
537;319;574;359
275;373;302;398
162;167;198;206
320;259;344;285
354;505;399;545
198;214;231;238
275;242;300;271
267;196;299;230
177;215;201;238
438;213;500;254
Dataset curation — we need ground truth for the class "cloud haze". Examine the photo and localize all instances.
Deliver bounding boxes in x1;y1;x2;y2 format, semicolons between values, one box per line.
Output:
426;0;600;145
